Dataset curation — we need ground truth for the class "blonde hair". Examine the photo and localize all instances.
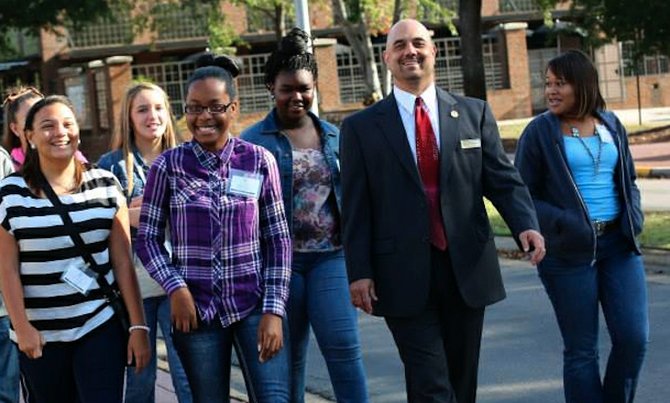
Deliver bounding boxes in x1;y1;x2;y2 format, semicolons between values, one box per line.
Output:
111;82;178;194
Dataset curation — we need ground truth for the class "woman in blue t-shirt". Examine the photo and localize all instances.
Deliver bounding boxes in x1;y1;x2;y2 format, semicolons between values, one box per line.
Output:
515;50;648;403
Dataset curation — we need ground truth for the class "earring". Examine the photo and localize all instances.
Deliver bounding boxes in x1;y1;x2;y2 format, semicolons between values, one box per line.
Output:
78;138;81;145
29;142;36;149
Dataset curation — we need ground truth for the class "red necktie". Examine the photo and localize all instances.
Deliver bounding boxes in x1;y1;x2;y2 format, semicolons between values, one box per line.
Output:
415;97;447;250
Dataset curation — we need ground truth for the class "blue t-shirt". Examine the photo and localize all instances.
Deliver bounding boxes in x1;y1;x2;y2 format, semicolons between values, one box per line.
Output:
564;124;621;221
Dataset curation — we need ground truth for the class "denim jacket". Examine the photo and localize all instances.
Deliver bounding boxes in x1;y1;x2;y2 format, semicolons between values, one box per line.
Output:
97;147;148;202
241;109;342;232
514;110;643;264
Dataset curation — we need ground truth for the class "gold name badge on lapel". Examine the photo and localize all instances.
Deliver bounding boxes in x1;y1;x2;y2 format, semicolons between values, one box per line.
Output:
460;139;482;149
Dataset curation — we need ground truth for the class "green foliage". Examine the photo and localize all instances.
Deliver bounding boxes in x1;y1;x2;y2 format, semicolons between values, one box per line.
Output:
540;1;670;64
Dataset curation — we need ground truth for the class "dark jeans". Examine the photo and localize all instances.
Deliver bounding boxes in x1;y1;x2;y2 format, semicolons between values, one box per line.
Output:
172;305;289;403
19;318;125;403
385;247;485;403
539;229;649;403
0;316;19;403
125;296;191;403
289;250;368;403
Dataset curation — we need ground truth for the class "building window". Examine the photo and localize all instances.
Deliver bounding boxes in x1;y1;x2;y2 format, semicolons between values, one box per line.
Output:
499;0;541;13
68;9;134;48
622;42;669;76
154;3;209;41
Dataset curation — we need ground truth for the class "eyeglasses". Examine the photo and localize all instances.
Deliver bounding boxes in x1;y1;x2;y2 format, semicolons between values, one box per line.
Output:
184;102;234;115
2;86;44;107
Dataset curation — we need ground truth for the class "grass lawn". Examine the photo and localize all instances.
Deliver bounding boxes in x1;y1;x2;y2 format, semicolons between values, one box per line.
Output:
485;199;670;249
497;122;667;140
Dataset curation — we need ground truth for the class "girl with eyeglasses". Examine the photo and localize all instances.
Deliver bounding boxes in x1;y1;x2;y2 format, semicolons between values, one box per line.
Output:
136;55;292;403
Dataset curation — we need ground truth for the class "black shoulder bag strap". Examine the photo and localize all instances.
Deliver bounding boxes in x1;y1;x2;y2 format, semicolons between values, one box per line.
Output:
39;175;131;334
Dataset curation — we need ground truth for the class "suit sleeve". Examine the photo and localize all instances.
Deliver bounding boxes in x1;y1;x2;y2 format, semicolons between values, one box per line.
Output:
479;102;539;238
340;117;373;283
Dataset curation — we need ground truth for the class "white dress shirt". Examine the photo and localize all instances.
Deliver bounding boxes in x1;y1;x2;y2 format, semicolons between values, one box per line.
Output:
392;84;441;163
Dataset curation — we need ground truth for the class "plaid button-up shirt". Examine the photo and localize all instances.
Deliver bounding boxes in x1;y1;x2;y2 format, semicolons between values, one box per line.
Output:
137;138;291;326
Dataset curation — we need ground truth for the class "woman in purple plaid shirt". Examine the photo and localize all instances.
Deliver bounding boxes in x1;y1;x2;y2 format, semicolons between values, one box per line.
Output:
136;55;292;403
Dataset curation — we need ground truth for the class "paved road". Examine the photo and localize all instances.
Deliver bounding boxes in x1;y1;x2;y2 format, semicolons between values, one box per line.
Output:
299;258;670;403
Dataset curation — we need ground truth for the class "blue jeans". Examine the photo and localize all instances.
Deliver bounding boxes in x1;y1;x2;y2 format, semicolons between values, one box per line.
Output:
289;250;368;403
172;305;290;403
0;316;19;403
125;296;192;403
19;318;125;403
538;229;649;403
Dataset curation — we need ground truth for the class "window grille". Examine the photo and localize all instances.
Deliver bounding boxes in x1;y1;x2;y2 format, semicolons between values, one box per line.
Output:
499;0;541;13
622;42;669;76
68;11;133;49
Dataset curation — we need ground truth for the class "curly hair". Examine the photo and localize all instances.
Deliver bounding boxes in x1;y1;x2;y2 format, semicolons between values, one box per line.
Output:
264;27;318;88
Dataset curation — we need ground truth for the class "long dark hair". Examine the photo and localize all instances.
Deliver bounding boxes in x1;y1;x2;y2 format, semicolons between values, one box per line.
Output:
22;95;84;191
264;27;318;88
546;50;606;118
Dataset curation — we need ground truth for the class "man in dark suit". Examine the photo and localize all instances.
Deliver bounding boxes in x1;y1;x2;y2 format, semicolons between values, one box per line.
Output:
340;19;545;403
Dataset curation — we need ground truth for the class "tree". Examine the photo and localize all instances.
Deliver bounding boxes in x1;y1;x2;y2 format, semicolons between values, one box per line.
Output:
457;0;486;100
230;0;295;42
0;0;132;52
544;0;670;122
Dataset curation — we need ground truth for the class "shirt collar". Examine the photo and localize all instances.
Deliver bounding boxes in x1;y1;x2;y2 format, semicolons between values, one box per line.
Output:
191;137;235;170
393;84;438;117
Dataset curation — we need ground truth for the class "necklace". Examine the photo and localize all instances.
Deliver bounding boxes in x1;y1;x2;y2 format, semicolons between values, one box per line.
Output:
570;125;603;176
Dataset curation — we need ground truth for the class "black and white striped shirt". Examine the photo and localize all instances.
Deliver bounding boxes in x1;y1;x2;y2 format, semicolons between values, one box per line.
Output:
0;168;124;342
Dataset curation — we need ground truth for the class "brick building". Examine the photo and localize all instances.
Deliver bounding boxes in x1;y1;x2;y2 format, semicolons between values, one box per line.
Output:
2;0;669;159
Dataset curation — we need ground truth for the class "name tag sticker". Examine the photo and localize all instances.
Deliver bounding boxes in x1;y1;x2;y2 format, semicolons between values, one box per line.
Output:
61;262;97;295
227;169;263;198
460;138;482;149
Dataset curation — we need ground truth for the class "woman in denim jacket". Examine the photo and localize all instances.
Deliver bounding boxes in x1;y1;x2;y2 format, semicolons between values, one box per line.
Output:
241;28;368;403
515;50;648;403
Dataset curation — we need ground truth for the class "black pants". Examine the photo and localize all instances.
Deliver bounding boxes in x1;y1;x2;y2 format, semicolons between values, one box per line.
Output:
385;248;485;403
19;318;126;403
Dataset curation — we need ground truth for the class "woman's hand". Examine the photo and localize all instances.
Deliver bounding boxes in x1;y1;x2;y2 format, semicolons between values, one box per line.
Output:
257;313;283;363
128;328;151;372
170;287;198;333
128;195;144;228
15;323;45;359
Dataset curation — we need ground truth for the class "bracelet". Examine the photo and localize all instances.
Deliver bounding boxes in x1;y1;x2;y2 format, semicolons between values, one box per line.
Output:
128;325;150;333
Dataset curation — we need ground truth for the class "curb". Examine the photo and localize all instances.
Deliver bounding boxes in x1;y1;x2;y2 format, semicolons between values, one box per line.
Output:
636;166;670;178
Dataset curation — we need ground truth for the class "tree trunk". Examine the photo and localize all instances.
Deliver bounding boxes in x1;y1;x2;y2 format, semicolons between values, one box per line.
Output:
274;4;285;43
331;0;382;103
458;0;486;100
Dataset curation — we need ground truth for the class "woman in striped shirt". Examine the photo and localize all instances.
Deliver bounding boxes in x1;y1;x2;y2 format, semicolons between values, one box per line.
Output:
0;95;150;403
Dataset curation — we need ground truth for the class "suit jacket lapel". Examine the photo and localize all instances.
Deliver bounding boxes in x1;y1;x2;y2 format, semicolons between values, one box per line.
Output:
375;96;424;192
437;88;459;187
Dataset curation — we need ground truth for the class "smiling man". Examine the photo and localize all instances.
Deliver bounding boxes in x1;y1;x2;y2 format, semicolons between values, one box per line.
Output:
340;19;545;403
